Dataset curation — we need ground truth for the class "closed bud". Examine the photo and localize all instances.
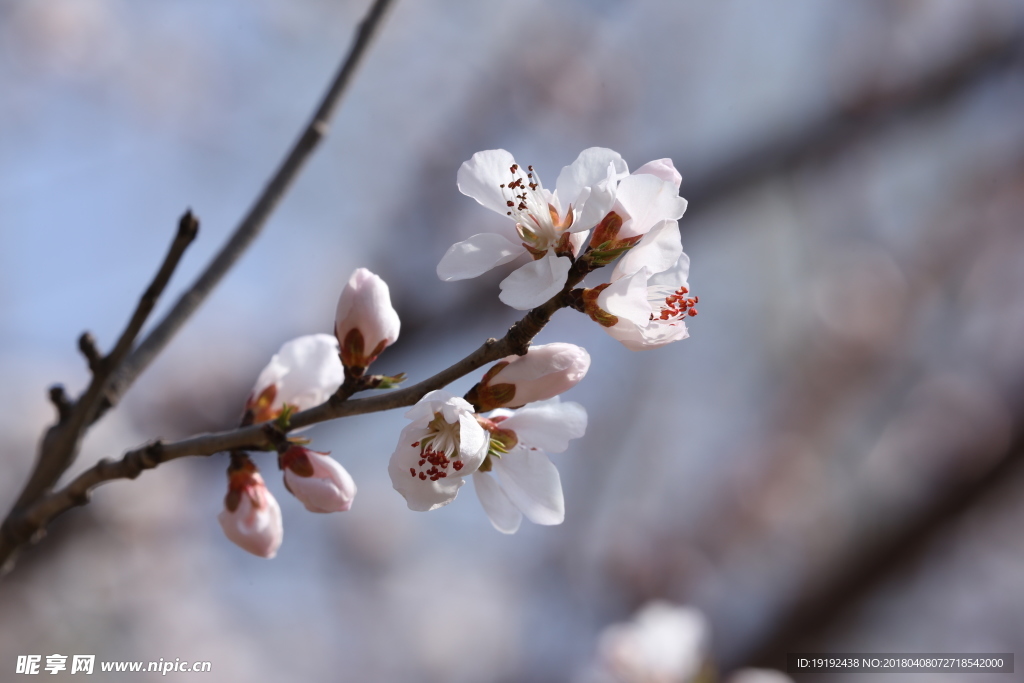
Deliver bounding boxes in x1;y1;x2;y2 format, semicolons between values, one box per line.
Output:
218;458;283;558
334;268;400;374
469;343;590;412
280;446;357;513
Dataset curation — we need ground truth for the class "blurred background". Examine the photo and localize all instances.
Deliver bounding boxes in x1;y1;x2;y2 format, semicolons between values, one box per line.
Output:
2;0;1024;680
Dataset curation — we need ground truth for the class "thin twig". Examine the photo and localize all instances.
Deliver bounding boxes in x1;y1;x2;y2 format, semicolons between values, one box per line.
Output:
103;0;397;414
0;261;585;570
8;213;199;514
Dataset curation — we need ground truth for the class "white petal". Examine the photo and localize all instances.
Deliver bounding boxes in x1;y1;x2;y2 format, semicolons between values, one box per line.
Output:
555;147;627;210
457;411;489;471
403;389;462;422
633;158;682;190
612;220;682;281
498;252;572;310
457;149;519;216
437;233;523;281
492;448;565;525
271;334;344;411
501;399;587;453
388;424;465;511
473;472;522;534
599;267;653;324
649;251;691;290
614;174;687;239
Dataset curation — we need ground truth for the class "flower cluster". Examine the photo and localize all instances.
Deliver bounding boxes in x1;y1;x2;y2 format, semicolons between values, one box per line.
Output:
219;268;398;558
388;344;590;533
439;147;697;350
218;147;697;557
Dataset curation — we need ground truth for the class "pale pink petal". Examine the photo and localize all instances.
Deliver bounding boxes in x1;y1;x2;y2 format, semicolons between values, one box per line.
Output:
492;448;565;525
612;220;682;282
387;423;465;511
556;148;628;231
473;472;522;534
252;334;343;413
437;233;523;281
218;491;283;559
457;149;519;216
335;269;400;360
284;451;356;513
599;268;653;325
457;411;489;471
633;158;682;190
500;398;587;453
614;174;688;239
498;252;573;310
487;343;591;407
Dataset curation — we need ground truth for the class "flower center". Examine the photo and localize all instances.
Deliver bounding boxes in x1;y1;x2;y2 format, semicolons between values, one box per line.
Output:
650;285;698;323
407;412;465;482
498;163;570;254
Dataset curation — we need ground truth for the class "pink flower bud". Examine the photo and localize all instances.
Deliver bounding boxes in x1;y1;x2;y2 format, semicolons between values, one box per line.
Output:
471;343;590;411
280;446;357;513
218;459;283;558
335;268;400;373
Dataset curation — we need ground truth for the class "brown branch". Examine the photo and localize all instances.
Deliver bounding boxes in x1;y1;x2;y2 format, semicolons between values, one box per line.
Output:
102;0;398;416
0;264;584;572
7;213;199;517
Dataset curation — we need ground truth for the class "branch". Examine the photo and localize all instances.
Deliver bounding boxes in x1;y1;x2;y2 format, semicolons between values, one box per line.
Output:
102;0;397;415
0;265;582;571
9;212;199;514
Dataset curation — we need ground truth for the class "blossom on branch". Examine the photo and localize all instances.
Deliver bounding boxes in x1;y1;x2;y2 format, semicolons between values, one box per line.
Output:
388;391;489;511
218;457;283;559
467;342;591;412
439;147;628;310
473;398;586;534
335;267;401;374
280;446;357;513
245;334;344;423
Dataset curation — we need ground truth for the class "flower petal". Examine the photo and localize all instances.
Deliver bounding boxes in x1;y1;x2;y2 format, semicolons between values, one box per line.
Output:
473;472;523;534
614;174;688;239
437;233;524;281
599;267;653;325
555;147;627;211
498;252;572;310
256;334;343;413
612;220;682;281
388;424;465;511
492;448;565;526
633;158;682;190
500;398;587;453
457;149;519;216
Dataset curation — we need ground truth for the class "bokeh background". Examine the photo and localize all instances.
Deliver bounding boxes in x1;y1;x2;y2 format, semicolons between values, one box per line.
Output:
2;0;1024;681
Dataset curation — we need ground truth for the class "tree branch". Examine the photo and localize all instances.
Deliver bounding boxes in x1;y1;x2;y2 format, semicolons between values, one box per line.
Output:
102;0;397;414
0;266;582;572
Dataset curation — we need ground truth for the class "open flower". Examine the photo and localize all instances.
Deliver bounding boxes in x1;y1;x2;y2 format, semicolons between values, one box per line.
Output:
468;343;591;412
280;446;356;513
335;267;401;374
218;458;283;558
245;334;343;423
439;148;628;310
388;390;489;511
473;398;587;533
593;602;709;683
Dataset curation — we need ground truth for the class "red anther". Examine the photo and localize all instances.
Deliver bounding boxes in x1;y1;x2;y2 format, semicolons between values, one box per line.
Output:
510;164;518;173
439;472;447;478
528;165;534;171
507;212;512;216
418;459;426;466
693;295;699;303
419;472;427;480
453;461;464;471
411;442;420;448
499;184;505;188
527;173;533;178
409;468;416;477
506;200;514;207
688;308;698;316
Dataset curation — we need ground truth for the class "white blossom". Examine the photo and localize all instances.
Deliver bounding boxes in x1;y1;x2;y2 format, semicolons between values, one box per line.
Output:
218;461;283;559
280;446;357;513
593;602;709;683
335;267;401;372
470;343;591;411
245;334;343;423
473;398;587;533
388;390;489;511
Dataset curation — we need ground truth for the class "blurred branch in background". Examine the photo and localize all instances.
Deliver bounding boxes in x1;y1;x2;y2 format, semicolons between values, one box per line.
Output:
0;0;397;574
